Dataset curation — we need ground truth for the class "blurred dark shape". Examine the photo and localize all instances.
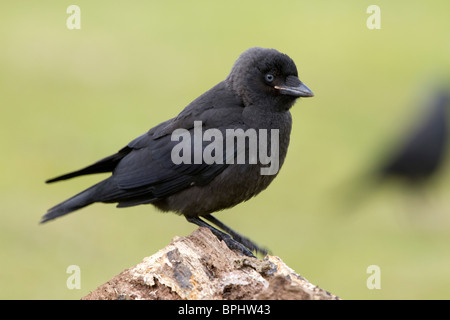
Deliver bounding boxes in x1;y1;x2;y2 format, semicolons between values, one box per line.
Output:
337;86;450;212
378;89;450;184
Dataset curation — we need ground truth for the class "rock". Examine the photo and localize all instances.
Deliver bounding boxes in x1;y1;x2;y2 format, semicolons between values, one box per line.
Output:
82;227;339;300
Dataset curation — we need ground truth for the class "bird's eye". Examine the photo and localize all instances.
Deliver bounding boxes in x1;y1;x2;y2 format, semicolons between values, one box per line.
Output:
265;74;275;83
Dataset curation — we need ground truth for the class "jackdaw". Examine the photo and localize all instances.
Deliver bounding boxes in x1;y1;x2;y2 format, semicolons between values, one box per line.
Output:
42;47;314;256
338;87;450;212
379;89;449;183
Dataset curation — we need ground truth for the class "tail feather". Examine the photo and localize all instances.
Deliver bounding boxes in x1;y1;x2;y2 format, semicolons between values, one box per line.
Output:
41;183;100;223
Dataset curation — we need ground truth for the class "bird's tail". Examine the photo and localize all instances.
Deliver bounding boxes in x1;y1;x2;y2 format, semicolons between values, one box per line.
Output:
41;182;102;223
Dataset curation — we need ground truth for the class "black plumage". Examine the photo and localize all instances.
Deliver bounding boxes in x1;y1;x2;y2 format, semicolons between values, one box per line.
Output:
379;89;450;183
42;47;314;256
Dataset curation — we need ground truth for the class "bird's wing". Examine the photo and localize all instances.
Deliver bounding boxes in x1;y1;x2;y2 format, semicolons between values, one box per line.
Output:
45;147;132;183
113;83;246;200
113;110;244;196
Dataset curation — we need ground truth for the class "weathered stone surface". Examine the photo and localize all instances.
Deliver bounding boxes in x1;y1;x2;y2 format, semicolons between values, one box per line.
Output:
82;228;339;300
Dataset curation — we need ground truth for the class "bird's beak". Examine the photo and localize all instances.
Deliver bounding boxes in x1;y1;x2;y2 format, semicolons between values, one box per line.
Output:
275;75;314;98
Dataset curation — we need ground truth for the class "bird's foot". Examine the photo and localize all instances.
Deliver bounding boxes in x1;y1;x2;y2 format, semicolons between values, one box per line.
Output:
186;216;269;258
209;229;256;257
203;214;269;256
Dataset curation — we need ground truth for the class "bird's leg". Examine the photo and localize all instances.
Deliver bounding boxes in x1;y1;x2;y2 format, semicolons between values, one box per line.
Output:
185;216;255;257
203;214;269;256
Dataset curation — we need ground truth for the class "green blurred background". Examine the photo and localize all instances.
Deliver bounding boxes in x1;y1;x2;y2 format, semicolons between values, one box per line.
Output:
1;1;450;299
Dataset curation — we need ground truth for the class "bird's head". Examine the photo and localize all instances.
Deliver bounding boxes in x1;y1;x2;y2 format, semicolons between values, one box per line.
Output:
226;47;313;111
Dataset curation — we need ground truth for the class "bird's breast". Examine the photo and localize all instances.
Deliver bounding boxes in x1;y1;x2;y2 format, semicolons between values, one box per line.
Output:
160;110;293;217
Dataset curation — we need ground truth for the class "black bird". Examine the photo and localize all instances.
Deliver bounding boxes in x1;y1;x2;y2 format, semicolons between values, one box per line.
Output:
42;47;314;256
339;87;450;211
378;89;450;183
